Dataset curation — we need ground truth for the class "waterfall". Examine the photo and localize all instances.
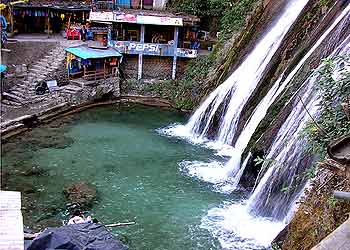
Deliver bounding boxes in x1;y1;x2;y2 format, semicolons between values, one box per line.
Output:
248;32;350;220
228;1;350;185
159;1;350;249
184;0;309;145
160;0;309;190
199;33;350;250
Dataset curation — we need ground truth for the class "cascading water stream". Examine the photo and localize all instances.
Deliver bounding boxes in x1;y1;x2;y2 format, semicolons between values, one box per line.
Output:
158;1;350;249
181;0;309;145
248;34;350;220
227;1;350;184
161;0;309;188
199;35;350;250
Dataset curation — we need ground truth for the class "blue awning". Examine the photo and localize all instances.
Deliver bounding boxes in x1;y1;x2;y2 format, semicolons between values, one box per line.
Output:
65;46;122;59
0;64;7;73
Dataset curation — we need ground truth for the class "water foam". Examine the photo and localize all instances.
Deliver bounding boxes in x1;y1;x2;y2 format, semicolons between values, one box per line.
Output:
201;202;286;250
158;124;235;157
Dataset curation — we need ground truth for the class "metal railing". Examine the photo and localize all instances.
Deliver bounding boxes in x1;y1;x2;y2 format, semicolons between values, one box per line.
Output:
83;68;118;81
94;0;157;10
95;0;115;11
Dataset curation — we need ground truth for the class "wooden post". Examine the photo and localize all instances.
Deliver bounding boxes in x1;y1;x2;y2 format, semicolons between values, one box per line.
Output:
47;9;50;38
108;24;112;46
10;6;14;34
104;60;106;79
137;24;145;80
67;52;71;80
172;26;179;80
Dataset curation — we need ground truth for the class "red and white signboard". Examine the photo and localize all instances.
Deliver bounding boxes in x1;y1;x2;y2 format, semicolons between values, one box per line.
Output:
136;15;183;26
89;11;183;26
89;11;114;22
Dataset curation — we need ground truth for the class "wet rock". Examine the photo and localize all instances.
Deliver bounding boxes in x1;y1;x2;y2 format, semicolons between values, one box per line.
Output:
0;171;9;189
25;133;74;150
21;166;46;176
34;218;62;231
21;183;37;194
22;196;39;212
63;182;97;208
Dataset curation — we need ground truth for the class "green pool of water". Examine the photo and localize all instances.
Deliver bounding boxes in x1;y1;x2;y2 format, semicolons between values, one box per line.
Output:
2;104;231;250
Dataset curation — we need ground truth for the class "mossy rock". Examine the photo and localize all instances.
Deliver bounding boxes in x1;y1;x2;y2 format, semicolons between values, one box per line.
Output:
63;182;97;209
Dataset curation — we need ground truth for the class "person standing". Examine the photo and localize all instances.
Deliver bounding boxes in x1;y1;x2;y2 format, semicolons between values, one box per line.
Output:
80;25;87;41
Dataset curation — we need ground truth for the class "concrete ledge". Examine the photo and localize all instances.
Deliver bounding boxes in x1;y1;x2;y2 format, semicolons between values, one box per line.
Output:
311;218;350;250
120;95;173;108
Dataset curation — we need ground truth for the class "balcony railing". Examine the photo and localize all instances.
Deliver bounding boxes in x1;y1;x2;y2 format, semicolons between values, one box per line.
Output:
94;0;162;11
95;0;115;11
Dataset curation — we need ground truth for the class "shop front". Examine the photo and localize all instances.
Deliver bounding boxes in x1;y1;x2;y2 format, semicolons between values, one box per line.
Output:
12;4;90;36
89;9;200;80
66;45;122;81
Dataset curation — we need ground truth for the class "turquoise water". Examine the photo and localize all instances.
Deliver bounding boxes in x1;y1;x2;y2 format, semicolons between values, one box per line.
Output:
2;104;233;250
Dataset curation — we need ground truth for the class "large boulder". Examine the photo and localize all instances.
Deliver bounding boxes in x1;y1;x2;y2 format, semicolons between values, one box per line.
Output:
63;182;97;208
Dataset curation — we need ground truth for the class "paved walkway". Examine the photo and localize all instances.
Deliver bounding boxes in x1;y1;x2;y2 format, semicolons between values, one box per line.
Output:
12;33;66;42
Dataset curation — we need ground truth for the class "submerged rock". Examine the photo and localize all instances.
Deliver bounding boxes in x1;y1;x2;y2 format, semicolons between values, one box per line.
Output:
35;218;62;231
20;166;46;176
26;134;74;150
0;171;9;189
63;182;97;208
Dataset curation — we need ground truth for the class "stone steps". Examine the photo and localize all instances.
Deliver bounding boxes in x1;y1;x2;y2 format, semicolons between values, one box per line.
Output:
2;92;25;103
63;85;82;91
62;84;82;95
16;84;30;91
2;44;68;108
1;99;22;107
10;90;27;99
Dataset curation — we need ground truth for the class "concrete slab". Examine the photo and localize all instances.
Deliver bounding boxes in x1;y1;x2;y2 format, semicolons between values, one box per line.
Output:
0;191;24;250
311;218;350;250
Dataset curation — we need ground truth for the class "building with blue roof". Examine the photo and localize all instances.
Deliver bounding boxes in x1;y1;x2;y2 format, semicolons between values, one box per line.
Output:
65;44;122;81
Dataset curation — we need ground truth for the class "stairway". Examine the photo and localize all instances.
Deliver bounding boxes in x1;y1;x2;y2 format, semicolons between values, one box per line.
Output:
1;40;86;109
1;45;66;107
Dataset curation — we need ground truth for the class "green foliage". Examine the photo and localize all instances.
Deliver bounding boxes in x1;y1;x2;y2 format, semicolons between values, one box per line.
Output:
318;0;333;8
327;196;338;208
219;0;258;41
169;0;228;18
169;0;258;41
281;186;291;194
304;55;350;157
253;155;276;166
144;80;196;110
271;243;282;250
304;166;317;179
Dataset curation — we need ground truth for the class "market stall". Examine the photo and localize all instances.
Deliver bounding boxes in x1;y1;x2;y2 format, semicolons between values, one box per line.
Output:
66;45;122;81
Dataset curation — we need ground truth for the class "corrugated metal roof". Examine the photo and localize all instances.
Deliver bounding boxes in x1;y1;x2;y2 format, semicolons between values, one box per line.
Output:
65;45;122;59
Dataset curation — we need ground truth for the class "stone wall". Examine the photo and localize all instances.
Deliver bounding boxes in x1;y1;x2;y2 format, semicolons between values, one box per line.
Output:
121;55;139;79
67;77;121;104
121;54;190;80
143;56;172;80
